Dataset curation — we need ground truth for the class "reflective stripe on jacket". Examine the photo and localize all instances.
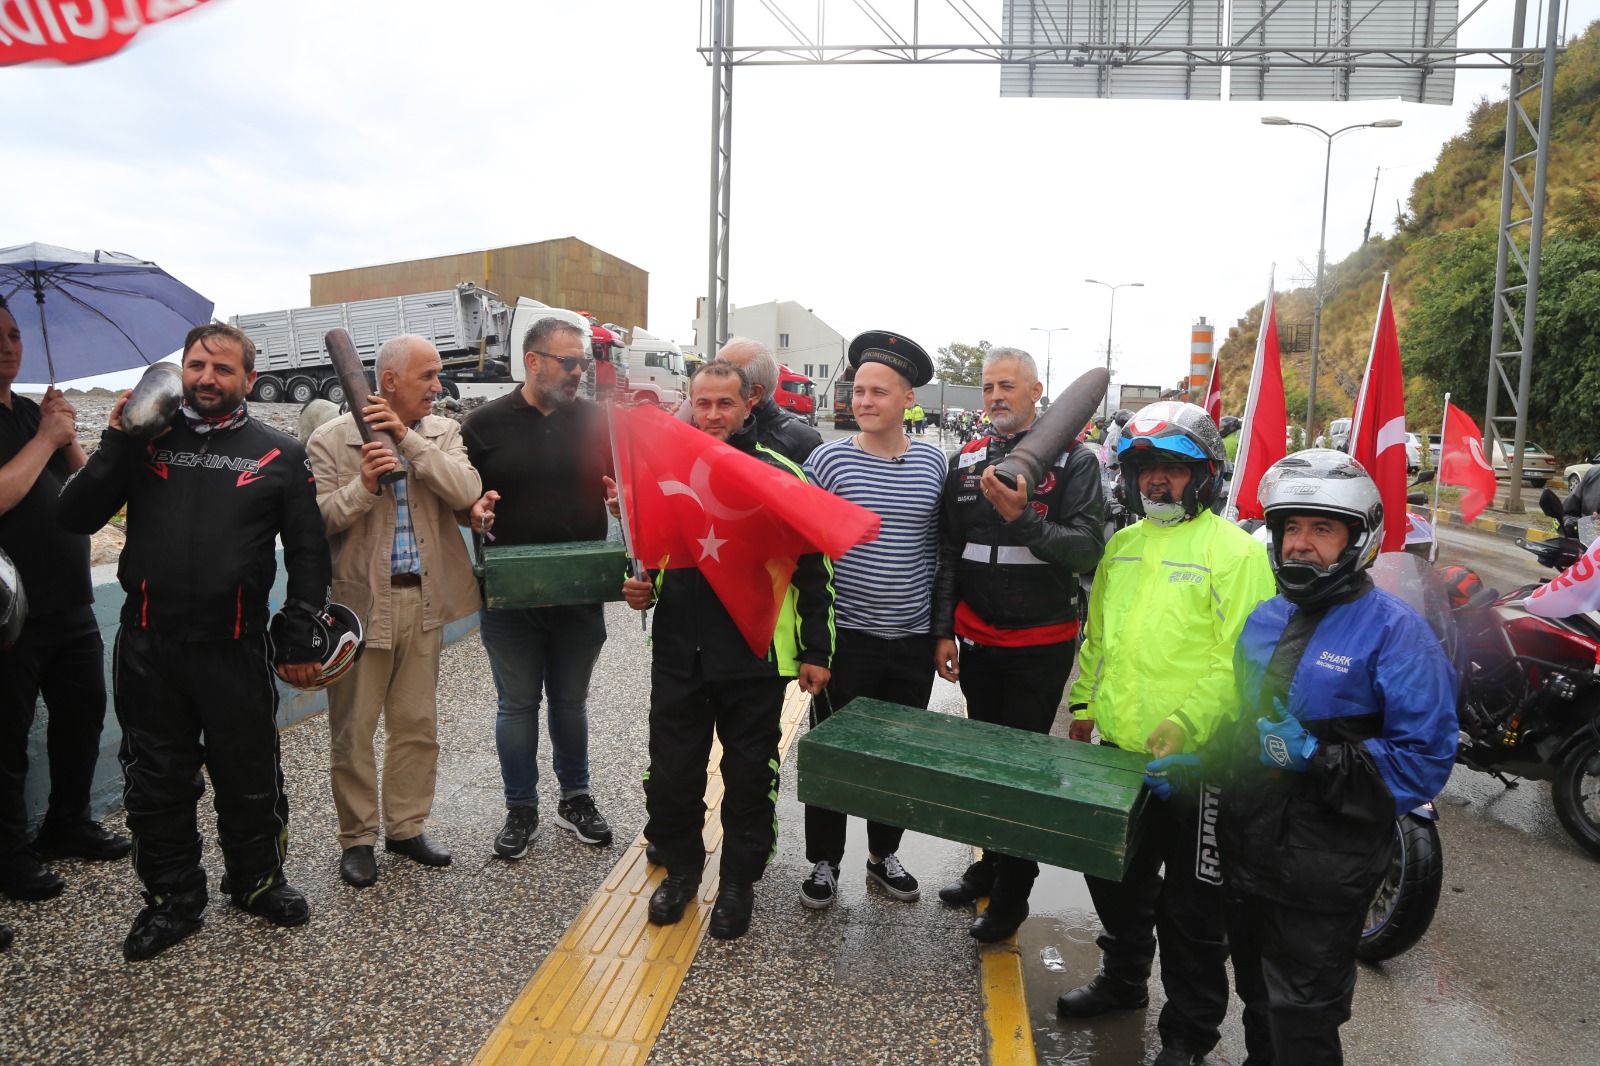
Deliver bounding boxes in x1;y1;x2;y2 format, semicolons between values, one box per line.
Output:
1069;509;1275;750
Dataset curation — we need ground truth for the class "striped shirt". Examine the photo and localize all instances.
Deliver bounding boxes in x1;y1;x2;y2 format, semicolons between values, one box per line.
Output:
804;435;945;637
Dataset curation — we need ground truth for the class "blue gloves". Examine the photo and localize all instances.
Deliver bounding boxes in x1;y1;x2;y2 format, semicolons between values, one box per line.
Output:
1144;754;1203;801
1258;712;1318;772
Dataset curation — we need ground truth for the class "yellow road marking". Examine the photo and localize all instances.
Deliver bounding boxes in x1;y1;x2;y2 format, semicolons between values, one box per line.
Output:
472;683;810;1066
979;936;1037;1066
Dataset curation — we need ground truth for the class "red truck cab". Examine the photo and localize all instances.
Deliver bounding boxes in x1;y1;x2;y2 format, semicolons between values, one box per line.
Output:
776;365;817;425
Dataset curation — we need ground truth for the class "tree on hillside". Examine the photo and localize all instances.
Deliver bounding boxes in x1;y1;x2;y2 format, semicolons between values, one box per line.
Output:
935;341;991;386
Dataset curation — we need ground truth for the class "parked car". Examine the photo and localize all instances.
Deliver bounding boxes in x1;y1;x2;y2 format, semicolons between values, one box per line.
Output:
1403;432;1424;474
1492;439;1558;487
1564;454;1600;492
1426;433;1442;465
1327;417;1352;452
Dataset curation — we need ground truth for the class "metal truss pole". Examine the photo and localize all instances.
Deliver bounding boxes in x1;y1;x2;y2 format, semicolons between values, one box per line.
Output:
706;0;734;350
1481;0;1561;513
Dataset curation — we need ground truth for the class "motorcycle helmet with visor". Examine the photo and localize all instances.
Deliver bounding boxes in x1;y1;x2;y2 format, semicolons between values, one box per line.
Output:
0;547;25;650
269;598;365;691
1259;449;1384;607
1116;401;1228;519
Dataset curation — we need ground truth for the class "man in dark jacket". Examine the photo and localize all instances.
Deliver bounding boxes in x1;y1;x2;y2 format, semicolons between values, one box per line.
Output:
714;337;822;463
622;360;833;941
58;323;331;961
0;297;131;913
1564;462;1600;520
1171;449;1456;1065
931;345;1105;942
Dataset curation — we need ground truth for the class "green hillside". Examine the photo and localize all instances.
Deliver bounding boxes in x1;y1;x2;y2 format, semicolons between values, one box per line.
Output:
1214;20;1600;462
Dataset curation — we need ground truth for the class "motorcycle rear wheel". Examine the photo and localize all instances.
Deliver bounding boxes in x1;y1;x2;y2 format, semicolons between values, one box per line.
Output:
1552;732;1600;861
1358;813;1443;962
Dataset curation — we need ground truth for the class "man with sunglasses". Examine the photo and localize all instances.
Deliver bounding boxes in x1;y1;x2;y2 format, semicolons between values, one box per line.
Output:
462;316;614;860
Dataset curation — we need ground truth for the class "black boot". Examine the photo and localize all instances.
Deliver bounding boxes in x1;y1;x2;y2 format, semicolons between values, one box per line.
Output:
937;858;996;907
648;873;700;926
123;889;207;961
0;924;12;952
1056;973;1150;1018
709;880;755;940
223;873;311;927
970;899;1028;942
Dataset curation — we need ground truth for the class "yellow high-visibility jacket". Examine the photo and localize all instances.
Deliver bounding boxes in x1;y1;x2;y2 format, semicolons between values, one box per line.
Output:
1069;509;1276;751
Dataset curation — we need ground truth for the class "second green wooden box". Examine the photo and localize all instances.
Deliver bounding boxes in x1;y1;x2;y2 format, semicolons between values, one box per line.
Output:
475;540;628;610
796;698;1151;881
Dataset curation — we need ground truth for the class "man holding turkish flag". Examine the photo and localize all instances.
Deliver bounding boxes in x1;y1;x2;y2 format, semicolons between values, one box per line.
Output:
619;361;871;942
1438;400;1499;524
1349;276;1410;552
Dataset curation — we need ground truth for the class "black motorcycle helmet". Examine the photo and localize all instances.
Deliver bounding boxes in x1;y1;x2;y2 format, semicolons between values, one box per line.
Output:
1116;401;1228;518
1111;409;1135;429
0;548;25;650
269;599;365;690
1219;415;1242;438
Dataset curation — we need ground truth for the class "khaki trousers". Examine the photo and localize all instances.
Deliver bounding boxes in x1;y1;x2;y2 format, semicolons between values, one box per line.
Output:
327;585;442;848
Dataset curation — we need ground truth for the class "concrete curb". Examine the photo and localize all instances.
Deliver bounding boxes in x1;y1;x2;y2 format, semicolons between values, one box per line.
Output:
1434;507;1556;544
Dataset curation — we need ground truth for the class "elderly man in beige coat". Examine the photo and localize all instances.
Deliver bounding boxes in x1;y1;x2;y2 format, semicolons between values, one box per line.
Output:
307;334;482;888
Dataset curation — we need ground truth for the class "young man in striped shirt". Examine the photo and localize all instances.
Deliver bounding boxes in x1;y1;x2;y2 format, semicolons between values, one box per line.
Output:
798;330;946;909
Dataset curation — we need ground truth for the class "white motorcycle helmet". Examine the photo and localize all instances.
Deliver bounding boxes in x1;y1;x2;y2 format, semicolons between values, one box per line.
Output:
1259;449;1384;607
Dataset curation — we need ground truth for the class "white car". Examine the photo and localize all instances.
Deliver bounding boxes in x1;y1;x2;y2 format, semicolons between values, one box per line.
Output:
1565;455;1599;492
1403;433;1424;474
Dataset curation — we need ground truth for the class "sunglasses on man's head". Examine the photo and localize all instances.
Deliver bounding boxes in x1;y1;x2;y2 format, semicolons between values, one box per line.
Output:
532;350;593;373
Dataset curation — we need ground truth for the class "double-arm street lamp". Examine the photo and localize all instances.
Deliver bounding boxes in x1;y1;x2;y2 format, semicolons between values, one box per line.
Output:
1028;326;1068;398
1261;116;1403;442
1084;279;1143;414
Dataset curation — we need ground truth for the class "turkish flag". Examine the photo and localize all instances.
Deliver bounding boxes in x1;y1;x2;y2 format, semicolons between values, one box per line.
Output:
1202;356;1221;427
614;405;879;655
0;1;218;66
1229;278;1288;520
1439;401;1499;523
1350;277;1410;551
1524;538;1600;617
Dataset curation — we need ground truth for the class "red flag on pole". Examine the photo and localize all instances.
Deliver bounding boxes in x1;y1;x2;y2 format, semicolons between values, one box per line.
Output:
0;1;217;67
1439;401;1499;523
1228;273;1288;520
1350;275;1410;552
614;405;879;655
1202;354;1222;426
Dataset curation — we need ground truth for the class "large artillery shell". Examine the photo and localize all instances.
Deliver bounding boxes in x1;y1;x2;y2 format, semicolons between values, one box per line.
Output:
122;362;184;440
324;328;405;486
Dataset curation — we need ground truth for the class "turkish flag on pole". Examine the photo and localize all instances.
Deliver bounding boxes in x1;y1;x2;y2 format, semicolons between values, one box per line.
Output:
1227;272;1288;520
1202;355;1222;426
0;1;217;67
614;405;879;656
1439;400;1499;523
1350;275;1410;551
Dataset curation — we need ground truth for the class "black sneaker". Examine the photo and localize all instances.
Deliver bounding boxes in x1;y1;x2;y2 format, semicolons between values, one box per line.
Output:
494;805;538;860
123;889;207;961
866;853;920;901
0;853;65;901
223;875;310;927
554;794;613;846
799;860;838;909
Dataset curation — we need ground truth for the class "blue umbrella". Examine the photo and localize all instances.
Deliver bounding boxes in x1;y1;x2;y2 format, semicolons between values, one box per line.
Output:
0;242;214;386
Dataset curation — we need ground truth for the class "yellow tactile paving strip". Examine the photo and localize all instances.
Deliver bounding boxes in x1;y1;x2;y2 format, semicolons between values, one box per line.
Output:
471;683;810;1066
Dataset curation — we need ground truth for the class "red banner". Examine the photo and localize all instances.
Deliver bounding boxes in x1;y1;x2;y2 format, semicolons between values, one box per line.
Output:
1202;355;1221;426
614;405;879;655
0;1;215;67
1231;283;1287;520
1350;277;1410;552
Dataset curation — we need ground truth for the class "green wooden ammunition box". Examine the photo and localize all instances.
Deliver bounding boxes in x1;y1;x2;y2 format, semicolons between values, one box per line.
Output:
475;540;628;610
796;699;1151;881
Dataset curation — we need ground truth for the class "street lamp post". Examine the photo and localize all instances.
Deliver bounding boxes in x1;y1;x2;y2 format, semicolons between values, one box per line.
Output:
1261;116;1402;445
1084;279;1143;415
1028;326;1068;398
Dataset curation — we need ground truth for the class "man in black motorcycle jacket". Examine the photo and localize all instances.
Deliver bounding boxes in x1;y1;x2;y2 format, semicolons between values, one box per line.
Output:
58;323;330;962
930;345;1105;942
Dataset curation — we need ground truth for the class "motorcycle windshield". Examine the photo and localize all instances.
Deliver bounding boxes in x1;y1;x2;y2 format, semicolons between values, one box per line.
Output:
1371;553;1455;649
1579;515;1599;549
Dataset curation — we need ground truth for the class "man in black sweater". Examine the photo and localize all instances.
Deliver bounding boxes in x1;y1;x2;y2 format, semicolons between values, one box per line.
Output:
59;323;330;961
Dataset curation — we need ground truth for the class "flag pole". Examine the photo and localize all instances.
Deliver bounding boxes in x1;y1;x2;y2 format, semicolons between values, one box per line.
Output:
1350;272;1389;453
1432;392;1450;562
1226;265;1275;521
606;403;649;631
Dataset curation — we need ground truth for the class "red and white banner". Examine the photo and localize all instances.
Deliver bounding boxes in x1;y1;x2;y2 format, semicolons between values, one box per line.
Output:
0;1;215;67
1350;274;1409;552
1524;540;1600;617
1438;400;1498;524
1227;271;1288;520
1202;354;1221;427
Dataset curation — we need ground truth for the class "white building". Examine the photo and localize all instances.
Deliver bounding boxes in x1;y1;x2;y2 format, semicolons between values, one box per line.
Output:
690;299;847;389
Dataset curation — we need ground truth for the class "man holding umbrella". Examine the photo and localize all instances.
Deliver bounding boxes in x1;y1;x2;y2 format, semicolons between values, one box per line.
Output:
59;322;331;961
0;296;132;907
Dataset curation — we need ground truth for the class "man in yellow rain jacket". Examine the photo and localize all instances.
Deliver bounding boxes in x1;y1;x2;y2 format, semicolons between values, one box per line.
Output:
1057;401;1275;1066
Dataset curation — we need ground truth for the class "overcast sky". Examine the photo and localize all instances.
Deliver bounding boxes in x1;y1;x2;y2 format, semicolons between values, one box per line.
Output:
7;0;1596;393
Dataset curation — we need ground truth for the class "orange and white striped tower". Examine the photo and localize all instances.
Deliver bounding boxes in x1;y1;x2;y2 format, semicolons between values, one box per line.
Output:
1188;317;1215;403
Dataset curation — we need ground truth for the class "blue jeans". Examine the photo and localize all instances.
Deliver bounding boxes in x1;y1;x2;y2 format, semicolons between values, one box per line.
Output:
478;603;606;807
